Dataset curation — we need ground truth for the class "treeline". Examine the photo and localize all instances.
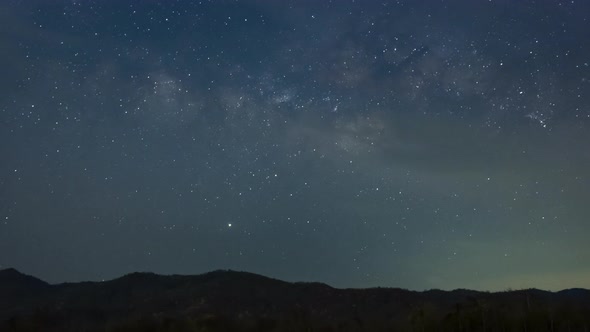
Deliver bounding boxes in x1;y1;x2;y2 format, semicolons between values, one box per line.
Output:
3;292;590;332
1;269;589;332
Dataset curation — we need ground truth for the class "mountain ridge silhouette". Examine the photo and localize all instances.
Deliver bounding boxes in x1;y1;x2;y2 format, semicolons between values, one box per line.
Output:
1;268;589;331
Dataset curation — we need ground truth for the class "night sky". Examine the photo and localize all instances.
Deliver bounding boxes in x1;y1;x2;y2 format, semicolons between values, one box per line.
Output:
1;0;590;291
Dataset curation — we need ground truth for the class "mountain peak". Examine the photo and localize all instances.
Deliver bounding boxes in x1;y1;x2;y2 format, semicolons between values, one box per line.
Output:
0;267;22;276
0;267;49;289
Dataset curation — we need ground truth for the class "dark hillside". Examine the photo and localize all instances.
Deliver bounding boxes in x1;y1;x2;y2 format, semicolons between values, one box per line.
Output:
1;268;589;332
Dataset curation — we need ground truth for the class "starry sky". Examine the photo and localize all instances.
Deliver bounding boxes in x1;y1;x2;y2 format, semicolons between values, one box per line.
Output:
1;0;590;291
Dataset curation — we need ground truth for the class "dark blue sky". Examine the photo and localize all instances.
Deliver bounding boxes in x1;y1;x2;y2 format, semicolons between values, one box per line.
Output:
1;0;589;291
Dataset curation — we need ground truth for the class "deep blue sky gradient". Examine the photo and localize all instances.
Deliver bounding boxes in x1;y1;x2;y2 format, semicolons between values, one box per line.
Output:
1;0;589;291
